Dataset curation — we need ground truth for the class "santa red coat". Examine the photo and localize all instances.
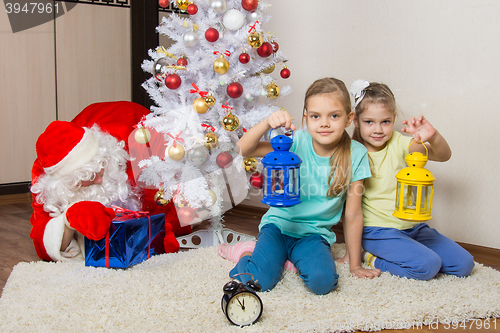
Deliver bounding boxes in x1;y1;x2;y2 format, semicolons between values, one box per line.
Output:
30;101;191;262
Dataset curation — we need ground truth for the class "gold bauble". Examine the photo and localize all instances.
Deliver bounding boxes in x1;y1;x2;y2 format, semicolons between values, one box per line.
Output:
261;64;275;74
243;157;258;173
205;93;216;107
266;82;280;99
222;113;239;131
213;55;229;75
168;144;185;161
247;31;263;49
206;190;217;207
154;189;169;206
204;132;219;149
193;97;209;114
134;127;151;144
176;0;189;10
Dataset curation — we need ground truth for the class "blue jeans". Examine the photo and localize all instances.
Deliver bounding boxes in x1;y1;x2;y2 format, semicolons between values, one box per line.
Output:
230;223;338;295
362;223;474;280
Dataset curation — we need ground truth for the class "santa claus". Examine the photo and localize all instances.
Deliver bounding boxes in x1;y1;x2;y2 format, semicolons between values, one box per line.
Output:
30;101;191;262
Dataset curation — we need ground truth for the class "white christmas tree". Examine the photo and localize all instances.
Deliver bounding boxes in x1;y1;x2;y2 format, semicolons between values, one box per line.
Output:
135;0;291;246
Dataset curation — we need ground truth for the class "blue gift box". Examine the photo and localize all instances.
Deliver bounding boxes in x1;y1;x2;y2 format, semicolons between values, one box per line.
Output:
85;213;165;268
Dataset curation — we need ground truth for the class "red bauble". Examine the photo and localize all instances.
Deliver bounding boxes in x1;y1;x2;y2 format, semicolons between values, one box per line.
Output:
227;82;243;98
250;172;263;189
158;0;170;8
177;206;196;225
280;68;291;79
186;4;198;15
205;27;219;43
271;41;279;53
257;42;273;57
239;52;250;64
177;57;188;67
165;73;181;89
216;152;233;168
241;0;258;11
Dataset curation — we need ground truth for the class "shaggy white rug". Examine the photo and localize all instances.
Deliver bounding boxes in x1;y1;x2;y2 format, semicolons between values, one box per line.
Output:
1;244;499;333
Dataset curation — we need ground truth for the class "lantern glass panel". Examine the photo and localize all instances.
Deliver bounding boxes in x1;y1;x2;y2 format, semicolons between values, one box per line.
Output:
287;168;299;196
403;184;418;211
271;168;284;196
420;185;431;213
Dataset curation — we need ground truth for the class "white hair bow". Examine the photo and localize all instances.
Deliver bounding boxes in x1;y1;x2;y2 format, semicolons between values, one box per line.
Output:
350;80;370;109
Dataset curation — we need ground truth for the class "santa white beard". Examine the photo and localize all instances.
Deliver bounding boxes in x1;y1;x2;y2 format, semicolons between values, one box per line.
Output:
32;126;141;217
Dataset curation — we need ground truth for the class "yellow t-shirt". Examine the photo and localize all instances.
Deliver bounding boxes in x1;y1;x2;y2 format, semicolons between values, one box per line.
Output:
362;131;417;230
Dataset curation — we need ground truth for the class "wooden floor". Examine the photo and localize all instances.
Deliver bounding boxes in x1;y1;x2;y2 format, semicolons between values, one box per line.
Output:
0;193;498;333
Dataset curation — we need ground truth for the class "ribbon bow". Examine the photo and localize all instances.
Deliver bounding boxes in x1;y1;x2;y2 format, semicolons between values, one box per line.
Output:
190;83;208;97
167;132;184;148
214;50;231;57
248;21;260;33
222;102;234;113
111;205;149;220
201;124;216;132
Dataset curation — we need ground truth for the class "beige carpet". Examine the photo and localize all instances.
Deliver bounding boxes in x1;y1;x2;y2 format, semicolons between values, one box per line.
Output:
1;244;499;333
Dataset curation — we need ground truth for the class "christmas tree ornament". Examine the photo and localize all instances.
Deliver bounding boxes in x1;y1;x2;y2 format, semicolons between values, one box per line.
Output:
193;97;209;114
165;73;182;89
206;190;217;207
177;206;196;225
159;0;170;8
247;31;263;49
271;40;279;53
223;9;245;31
177;55;188;67
204;131;219;149
205;93;216;107
239;51;250;64
246;9;262;23
216;151;233;168
222;113;239;131
257;42;273;58
266;82;280;99
280;65;291;79
168;143;186;161
262;130;302;207
213;55;230;75
250;172;263;189
205;27;219;42
152;57;170;81
176;0;189;10
243;157;258;172
183;30;199;47
187;3;198;14
154;189;170;206
227;82;243;98
261;64;275;74
187;145;210;167
134;127;151;144
241;0;258;11
210;0;227;14
393;141;435;221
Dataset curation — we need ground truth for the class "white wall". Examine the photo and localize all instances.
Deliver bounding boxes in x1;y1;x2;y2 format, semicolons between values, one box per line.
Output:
244;0;500;249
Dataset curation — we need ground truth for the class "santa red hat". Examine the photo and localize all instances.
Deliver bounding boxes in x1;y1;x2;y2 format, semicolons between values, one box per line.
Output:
36;121;99;178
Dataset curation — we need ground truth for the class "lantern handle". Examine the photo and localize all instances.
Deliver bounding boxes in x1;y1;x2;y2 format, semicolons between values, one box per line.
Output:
269;128;294;140
407;140;428;157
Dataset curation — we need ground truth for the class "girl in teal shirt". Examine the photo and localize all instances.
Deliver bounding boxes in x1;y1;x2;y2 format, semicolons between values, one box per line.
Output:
218;78;381;295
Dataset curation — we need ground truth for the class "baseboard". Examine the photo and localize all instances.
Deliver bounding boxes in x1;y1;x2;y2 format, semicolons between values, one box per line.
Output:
231;204;500;268
0;182;31;195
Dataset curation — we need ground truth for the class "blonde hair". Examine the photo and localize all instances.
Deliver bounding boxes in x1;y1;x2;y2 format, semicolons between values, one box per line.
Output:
303;77;352;198
352;82;396;144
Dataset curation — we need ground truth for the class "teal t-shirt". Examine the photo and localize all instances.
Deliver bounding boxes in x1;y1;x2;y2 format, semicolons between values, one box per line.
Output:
259;130;371;245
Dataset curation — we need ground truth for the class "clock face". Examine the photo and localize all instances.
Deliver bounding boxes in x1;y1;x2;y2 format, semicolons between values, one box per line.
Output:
225;291;263;327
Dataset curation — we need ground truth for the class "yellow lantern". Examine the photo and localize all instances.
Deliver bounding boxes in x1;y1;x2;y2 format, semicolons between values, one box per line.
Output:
393;141;435;222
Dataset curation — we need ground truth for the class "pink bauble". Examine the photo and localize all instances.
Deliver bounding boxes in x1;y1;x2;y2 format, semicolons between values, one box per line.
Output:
257;42;273;57
242;0;258;11
187;4;198;15
177;206;196;225
205;27;219;43
165;73;181;89
227;82;243;98
216;152;233;168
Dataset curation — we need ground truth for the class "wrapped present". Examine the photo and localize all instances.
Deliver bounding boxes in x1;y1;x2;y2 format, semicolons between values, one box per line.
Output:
85;207;166;268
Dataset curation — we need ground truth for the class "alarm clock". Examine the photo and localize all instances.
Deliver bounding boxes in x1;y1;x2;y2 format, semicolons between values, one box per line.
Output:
221;273;263;327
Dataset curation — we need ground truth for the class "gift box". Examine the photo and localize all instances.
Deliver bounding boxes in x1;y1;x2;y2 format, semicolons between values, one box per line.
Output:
85;211;165;268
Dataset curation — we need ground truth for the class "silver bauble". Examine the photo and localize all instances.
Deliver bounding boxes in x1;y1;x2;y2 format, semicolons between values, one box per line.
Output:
152;57;170;81
183;30;199;48
246;9;262;23
210;0;227;14
187;145;210;167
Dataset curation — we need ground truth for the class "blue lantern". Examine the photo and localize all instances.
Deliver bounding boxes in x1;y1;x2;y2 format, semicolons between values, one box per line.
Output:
261;131;302;207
